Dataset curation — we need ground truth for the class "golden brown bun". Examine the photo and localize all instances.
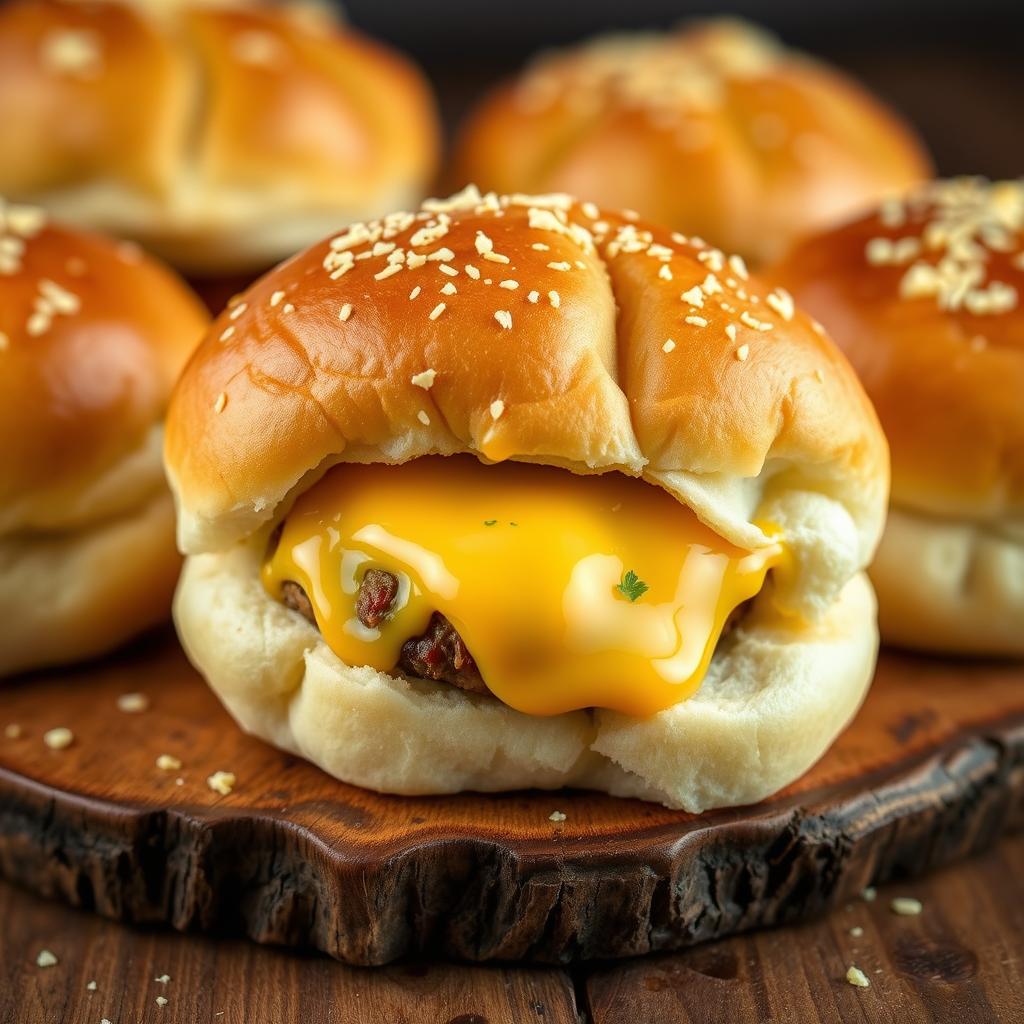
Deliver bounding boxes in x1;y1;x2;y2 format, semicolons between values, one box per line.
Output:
166;186;889;621
0;201;209;674
0;205;209;530
770;178;1024;654
0;0;440;273
449;19;931;266
772;178;1024;521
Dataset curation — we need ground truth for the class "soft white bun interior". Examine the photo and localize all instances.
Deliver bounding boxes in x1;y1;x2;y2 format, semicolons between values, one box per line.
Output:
871;506;1024;656
0;488;181;676
174;540;878;812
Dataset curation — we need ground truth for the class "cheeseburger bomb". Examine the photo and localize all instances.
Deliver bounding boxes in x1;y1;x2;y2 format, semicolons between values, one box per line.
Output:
166;186;889;812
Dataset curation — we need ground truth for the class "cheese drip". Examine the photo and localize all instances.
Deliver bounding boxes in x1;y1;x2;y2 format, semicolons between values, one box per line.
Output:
262;457;782;717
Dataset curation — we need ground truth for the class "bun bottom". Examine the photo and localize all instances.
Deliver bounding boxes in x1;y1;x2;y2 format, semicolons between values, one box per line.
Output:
871;506;1024;656
175;542;878;811
0;491;181;676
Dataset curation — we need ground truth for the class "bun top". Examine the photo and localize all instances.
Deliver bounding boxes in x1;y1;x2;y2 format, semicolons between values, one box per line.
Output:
165;186;888;618
449;19;930;266
0;0;440;273
771;178;1024;521
0;200;209;534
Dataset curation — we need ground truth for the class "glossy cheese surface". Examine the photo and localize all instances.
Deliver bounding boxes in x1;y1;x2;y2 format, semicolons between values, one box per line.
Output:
262;457;782;717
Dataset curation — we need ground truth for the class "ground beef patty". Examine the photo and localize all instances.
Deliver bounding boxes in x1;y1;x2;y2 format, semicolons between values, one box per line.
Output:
279;570;752;700
280;571;489;695
356;568;400;627
398;612;488;695
281;580;315;623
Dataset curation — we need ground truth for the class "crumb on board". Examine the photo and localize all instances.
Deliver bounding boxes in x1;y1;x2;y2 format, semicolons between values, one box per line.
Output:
207;771;236;796
891;897;923;916
156;995;168;1007
156;754;182;771
155;974;171;984
36;950;58;968
43;727;73;750
116;692;149;713
549;810;567;823
849;926;864;938
861;886;877;902
86;980;97;991
4;723;21;739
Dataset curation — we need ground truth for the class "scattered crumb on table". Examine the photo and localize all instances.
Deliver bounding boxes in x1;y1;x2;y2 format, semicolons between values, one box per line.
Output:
891;896;923;916
846;965;870;988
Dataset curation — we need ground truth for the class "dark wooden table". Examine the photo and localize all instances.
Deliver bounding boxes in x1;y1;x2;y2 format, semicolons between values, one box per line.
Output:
3;32;1023;1024
2;833;1020;1023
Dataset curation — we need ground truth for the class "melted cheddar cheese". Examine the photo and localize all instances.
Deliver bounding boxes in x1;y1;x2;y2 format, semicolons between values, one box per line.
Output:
262;457;782;717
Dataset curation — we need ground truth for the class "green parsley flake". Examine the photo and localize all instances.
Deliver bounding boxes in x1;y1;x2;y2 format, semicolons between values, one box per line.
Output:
616;570;649;602
483;519;497;526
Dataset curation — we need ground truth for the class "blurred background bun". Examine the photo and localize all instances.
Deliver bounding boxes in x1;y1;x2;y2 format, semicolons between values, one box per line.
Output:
0;0;441;275
449;19;931;266
771;178;1024;655
0;200;209;675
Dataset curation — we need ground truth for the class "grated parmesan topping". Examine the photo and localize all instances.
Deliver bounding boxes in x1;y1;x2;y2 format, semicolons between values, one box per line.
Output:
41;28;103;78
865;178;1023;316
513;20;783;138
0;199;47;286
26;278;81;338
283;186;792;413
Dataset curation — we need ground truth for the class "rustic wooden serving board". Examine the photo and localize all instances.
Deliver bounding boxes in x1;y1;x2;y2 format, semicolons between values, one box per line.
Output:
0;631;1021;966
6;837;1023;1023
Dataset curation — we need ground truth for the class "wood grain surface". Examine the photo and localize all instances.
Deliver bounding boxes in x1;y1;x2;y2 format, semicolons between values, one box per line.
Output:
0;879;579;1024
583;835;1024;1024
2;836;1021;1023
1;631;1022;966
